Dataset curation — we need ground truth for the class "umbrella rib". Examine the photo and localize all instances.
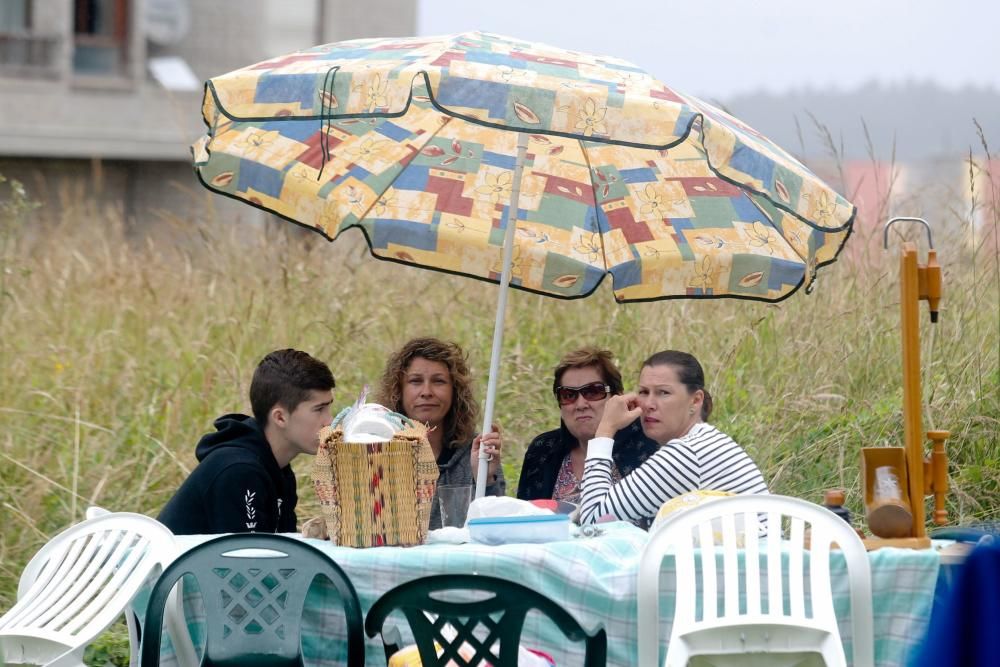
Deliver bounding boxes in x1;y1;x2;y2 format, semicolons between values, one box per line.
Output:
577;138;614;293
691;111;856;234
336;113;456;229
742;190;823;290
744;192;809;264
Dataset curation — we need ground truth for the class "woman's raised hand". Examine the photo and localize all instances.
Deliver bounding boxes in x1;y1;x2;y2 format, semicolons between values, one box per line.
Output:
595;393;642;438
471;422;502;482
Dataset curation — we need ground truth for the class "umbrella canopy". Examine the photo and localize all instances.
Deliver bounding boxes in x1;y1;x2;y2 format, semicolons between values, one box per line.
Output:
192;31;856;495
195;31;853;301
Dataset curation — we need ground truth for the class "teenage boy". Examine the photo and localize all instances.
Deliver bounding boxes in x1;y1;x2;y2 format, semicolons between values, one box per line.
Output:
158;349;335;535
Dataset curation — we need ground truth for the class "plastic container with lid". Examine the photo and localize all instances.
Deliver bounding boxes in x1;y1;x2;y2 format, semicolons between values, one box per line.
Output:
467;513;571;546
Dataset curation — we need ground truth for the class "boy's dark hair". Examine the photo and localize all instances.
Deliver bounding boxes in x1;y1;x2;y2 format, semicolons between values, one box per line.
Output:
250;349;335;427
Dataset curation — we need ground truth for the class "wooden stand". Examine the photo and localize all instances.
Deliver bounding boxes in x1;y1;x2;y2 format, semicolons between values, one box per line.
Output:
862;219;949;551
862;448;913;538
863;536;933;550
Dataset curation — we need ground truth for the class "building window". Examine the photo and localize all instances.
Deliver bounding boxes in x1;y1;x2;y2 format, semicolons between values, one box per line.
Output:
0;1;62;79
73;0;130;76
0;1;29;32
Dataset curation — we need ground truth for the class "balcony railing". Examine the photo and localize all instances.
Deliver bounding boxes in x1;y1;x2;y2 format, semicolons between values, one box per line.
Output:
0;32;62;79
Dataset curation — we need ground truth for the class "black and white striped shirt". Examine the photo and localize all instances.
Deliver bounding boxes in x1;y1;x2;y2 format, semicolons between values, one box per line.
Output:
580;421;768;525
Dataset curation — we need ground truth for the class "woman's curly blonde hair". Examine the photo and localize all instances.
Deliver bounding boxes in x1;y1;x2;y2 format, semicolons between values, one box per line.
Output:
375;337;479;448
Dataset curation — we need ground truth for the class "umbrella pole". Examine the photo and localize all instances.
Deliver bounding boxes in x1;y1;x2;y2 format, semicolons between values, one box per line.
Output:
475;132;529;499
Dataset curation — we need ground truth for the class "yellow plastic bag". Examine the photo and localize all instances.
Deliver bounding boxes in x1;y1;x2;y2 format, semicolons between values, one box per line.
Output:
387;639;555;666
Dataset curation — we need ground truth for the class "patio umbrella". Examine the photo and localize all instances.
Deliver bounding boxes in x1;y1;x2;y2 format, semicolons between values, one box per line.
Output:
192;32;855;498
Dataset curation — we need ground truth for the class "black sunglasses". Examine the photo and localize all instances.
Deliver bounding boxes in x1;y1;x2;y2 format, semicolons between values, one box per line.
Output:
554;382;611;405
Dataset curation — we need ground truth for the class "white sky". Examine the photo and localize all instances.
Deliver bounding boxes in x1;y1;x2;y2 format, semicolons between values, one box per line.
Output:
417;0;1000;99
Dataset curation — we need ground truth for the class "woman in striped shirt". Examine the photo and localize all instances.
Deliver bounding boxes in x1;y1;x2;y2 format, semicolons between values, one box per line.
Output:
579;350;768;526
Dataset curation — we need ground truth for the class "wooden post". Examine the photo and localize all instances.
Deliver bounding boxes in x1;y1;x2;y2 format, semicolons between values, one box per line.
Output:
900;242;926;539
928;430;950;525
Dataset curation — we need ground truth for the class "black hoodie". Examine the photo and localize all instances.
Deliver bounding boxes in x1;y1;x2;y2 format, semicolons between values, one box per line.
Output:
158;414;298;535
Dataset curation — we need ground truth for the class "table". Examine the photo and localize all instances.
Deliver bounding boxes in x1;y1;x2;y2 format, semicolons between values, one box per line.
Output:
152;524;940;667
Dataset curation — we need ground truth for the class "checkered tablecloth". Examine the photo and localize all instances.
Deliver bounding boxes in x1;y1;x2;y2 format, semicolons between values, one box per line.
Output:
153;525;939;667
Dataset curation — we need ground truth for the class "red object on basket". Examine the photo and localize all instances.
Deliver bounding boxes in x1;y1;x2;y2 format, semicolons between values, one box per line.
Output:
530;499;558;511
528;499;577;514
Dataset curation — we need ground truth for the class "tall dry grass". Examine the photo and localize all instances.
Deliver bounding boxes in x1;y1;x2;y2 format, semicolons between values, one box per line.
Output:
0;155;997;616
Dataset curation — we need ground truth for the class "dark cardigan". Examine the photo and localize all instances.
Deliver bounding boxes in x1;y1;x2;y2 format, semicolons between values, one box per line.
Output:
515;418;659;502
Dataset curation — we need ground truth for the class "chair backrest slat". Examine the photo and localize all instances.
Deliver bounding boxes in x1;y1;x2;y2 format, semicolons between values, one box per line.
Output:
766;509;783;615
673;529;696;628
697;522;717;621
788;517;806;618
743;510;761;616
720;513;740;618
809;524;835;626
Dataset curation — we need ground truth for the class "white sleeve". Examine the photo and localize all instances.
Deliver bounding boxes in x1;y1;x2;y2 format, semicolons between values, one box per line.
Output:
579;438;701;525
586;436;614;460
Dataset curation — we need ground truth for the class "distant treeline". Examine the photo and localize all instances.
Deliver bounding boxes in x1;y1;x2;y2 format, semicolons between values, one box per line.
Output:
723;81;1000;161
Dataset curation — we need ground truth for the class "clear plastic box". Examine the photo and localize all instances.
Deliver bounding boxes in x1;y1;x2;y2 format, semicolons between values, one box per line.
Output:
467;513;571;545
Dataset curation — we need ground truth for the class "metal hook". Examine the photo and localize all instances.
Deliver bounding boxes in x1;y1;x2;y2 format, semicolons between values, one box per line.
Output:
883;216;934;250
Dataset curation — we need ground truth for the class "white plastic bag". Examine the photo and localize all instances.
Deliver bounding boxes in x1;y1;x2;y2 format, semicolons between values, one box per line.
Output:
466;496;551;520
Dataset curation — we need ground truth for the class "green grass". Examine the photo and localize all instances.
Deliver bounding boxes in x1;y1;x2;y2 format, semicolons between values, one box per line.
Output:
0;165;997;654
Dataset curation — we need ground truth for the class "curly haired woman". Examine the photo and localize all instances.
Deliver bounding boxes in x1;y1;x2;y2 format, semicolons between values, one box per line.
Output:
376;337;505;529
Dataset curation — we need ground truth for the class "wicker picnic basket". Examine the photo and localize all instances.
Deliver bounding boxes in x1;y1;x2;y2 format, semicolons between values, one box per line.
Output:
312;421;438;547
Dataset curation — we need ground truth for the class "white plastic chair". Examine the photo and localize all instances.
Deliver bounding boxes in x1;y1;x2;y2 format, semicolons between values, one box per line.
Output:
0;511;196;667
83;506;111;520
637;494;873;667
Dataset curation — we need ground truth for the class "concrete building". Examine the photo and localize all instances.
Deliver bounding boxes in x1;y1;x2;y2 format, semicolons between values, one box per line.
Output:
0;0;415;228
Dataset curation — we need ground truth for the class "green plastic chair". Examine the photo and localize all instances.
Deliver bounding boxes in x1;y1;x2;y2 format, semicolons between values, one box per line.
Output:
364;574;606;667
140;534;365;667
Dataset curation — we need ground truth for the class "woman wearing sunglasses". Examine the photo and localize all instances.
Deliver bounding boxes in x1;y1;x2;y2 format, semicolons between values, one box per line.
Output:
376;337;505;529
516;347;658;509
578;350;768;526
